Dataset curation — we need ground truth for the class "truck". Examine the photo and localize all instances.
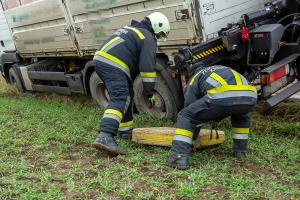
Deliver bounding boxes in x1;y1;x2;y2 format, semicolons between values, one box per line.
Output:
0;0;299;120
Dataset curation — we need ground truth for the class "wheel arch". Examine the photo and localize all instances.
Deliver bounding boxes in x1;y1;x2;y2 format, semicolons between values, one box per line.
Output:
3;63;14;83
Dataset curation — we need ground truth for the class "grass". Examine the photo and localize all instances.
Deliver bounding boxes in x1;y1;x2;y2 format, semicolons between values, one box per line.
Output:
0;77;300;199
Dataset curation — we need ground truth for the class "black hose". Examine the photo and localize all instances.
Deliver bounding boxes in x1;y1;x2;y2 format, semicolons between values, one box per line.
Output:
277;13;300;24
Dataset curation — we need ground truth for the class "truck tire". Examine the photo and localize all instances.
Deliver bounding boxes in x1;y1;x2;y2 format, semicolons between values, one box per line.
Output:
133;75;177;120
89;71;109;108
8;67;24;93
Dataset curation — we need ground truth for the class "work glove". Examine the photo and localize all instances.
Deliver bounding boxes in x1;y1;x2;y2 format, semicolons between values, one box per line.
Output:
147;95;156;108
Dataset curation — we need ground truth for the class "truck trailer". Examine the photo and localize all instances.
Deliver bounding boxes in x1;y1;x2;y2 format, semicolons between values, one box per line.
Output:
0;0;299;120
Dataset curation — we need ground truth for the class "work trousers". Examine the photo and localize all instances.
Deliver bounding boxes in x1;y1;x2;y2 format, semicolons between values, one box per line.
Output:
93;60;134;135
174;95;255;145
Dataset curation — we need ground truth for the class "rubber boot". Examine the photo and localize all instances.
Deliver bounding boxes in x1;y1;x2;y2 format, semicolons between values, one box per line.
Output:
92;132;126;155
117;130;132;140
166;140;192;170
233;139;248;160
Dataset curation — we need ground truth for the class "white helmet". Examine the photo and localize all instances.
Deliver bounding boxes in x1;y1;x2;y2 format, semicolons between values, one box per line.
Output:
147;12;171;39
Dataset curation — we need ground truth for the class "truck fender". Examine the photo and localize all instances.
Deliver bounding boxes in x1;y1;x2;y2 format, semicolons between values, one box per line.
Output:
12;64;26;92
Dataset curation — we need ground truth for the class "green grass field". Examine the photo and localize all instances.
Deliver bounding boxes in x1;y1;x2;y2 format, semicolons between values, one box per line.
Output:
0;77;299;200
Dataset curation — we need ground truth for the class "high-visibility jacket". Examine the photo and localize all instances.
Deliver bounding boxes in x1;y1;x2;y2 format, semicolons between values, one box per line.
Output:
93;25;157;96
186;64;257;106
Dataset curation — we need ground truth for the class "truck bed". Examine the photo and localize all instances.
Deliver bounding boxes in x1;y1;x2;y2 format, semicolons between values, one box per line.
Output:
2;0;267;58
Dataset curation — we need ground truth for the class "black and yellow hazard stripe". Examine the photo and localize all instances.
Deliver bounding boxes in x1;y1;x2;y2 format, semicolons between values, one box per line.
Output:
192;45;225;61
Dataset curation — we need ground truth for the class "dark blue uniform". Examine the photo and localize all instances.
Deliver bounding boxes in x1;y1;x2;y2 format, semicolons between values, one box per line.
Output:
168;63;258;169
93;20;157;136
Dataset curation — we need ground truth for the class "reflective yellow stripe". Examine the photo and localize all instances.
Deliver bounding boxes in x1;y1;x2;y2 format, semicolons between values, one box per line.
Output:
175;128;193;138
124;26;145;39
205;51;211;55
216;46;222;51
211;48;217;53
96;51;130;72
140;72;157;78
210;72;228;86
193;56;198;60
231;70;243;86
233;128;250;134
207;85;257;94
209;49;214;54
196;55;201;58
104;109;123;119
189;68;205;85
119;121;134;128
100;37;121;52
200;53;205;57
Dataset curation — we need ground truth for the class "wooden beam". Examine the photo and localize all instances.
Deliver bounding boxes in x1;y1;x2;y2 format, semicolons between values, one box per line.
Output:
132;127;225;149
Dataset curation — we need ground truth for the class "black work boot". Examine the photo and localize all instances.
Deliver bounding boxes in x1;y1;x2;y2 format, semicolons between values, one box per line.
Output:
117;130;132;140
233;139;248;160
92;132;126;155
166;140;192;170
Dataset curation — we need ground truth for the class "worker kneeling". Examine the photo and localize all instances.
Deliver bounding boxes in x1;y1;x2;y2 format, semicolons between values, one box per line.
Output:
167;63;257;170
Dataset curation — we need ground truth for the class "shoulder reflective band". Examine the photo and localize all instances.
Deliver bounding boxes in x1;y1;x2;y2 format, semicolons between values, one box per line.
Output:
207;85;257;94
100;37;121;52
175;128;193;138
231;70;243;86
189;68;205;85
103;37;125;53
124;26;145;39
95;51;130;73
210;72;228;86
206;76;221;87
233;127;250;134
140;72;157;78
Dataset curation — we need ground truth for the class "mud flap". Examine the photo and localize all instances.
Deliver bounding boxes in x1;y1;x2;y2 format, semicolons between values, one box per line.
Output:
132;127;225;149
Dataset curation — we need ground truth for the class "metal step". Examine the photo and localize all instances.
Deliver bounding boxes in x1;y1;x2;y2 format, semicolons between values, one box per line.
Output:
264;81;300;108
28;71;67;81
32;84;71;95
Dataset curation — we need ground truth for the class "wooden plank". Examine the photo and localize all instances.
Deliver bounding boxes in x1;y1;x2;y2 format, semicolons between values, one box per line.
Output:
132;127;225;149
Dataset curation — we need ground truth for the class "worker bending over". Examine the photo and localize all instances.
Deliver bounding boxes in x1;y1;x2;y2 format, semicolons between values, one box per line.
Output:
167;63;257;169
92;12;171;155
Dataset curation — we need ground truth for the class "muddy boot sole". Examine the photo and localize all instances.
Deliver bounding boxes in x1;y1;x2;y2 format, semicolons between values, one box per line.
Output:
92;142;126;155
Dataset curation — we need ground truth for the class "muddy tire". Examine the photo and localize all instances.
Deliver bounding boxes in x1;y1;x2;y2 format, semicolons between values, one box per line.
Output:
8;67;24;93
89;71;109;108
133;75;177;120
